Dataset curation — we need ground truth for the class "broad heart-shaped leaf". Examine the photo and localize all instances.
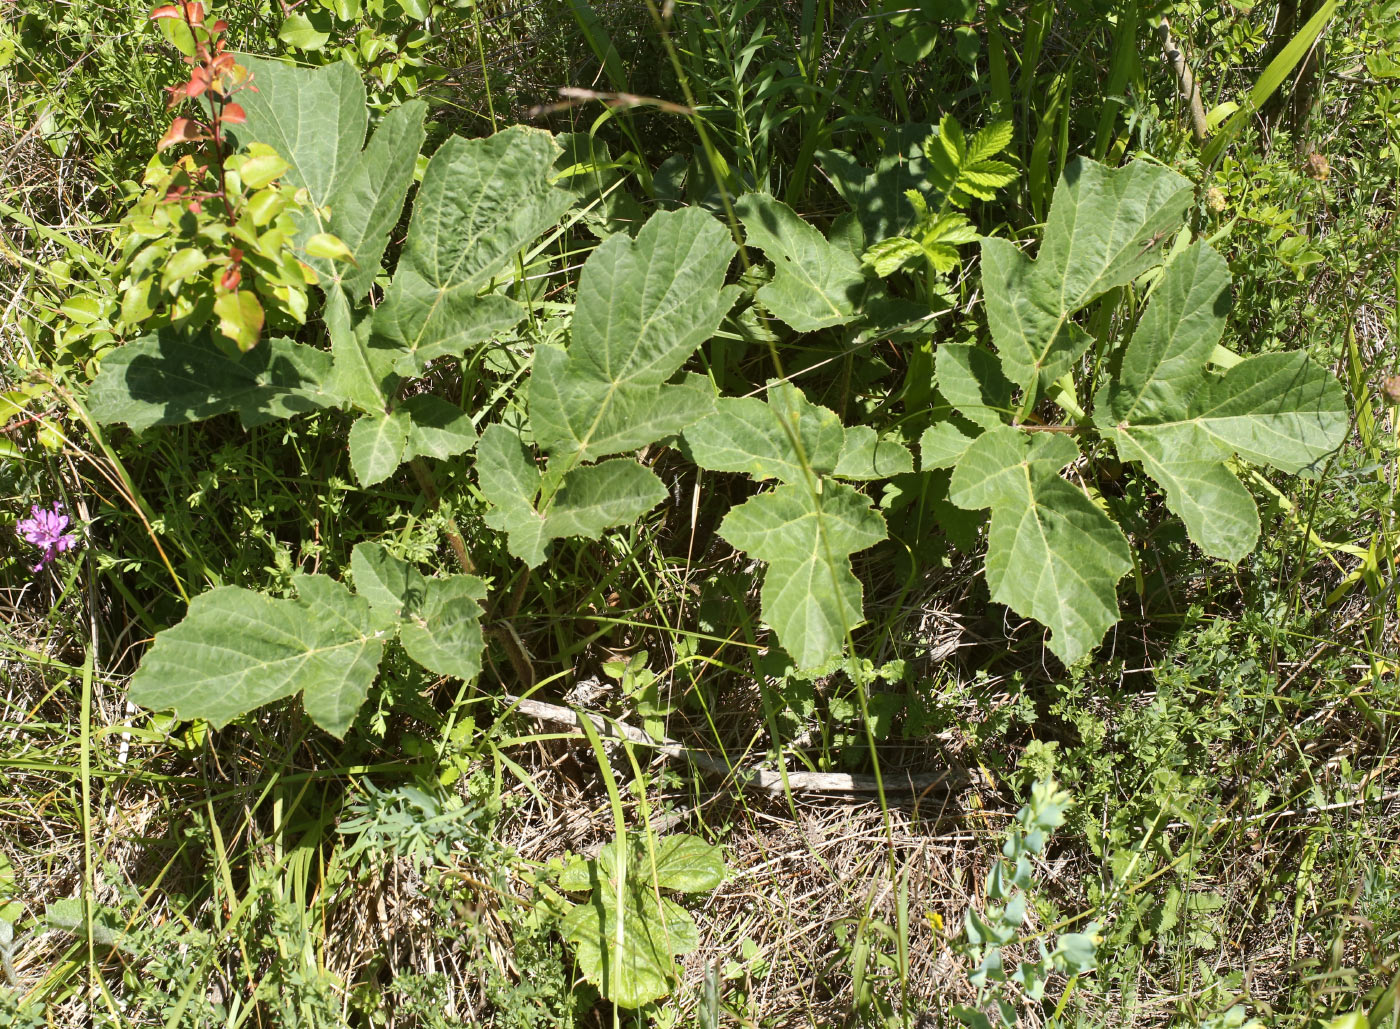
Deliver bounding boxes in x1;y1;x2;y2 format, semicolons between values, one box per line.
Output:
349;543;487;682
736;193;868;331
719;482;887;670
529;206;738;462
558;834;725;895
983;158;1193;394
373;127;573;377
1093;242;1348;561
89;331;339;431
557;835;717;1009
949;427;1131;665
234;58;426;299
477;425;667;568
645;834;726;893
561;887;698;1009
127;574;384;738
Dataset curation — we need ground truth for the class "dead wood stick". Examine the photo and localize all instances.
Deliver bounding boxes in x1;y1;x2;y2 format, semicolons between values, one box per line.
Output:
1157;17;1210;144
503;694;969;795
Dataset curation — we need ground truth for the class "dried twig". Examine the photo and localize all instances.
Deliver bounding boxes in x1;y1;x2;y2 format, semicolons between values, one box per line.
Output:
1157;18;1209;144
503;694;970;795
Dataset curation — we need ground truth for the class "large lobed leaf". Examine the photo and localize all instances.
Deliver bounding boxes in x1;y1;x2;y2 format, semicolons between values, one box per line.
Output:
349;543;487;683
982;158;1193;394
685;383;901;668
89;331;339;431
481;207;737;565
127;574;384;738
719;482;887;670
235;57;426;299
948;428;1131;665
736;193;868;331
373;127;573;377
1094;242;1348;560
528;206;738;462
477;425;667;568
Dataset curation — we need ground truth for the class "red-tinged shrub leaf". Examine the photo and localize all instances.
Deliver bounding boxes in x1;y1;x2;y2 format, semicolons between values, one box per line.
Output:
158;118;209;151
150;5;184;19
222;102;247;124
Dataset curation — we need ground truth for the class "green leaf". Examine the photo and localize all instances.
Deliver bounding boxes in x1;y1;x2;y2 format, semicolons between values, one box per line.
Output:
234;60;426;300
685;384;845;483
60;296;103;324
919;421;978;471
89;331;339;431
684;383;896;666
477;424;551;567
1094;243;1347;560
400;394;477;462
477;425;666;567
924;116;1016;206
528;206;737;462
398;575;489;683
561;888;697;1009
239;145;292;190
325;288;396;414
862;236;924;278
348;410;410;486
833;425;914;480
937;342;1016;429
348;542;421;627
350;544;489;683
719;481;886;670
127;575;385;738
982;158;1193;392
235;59;367;216
557;835;718;1009
46;899;130;953
373;127;572;377
646;835;727;893
736;193;867;331
213;290;265;352
278;11;331;50
949;427;1131;664
305;232;356;263
543;460;669;541
318;99;427;300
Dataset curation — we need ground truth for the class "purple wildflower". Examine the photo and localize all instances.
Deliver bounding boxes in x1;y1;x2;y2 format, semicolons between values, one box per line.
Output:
16;502;78;573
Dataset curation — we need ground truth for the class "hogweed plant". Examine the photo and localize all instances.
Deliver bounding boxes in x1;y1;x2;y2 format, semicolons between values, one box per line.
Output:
41;10;1357;1019
85;55;1350;729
